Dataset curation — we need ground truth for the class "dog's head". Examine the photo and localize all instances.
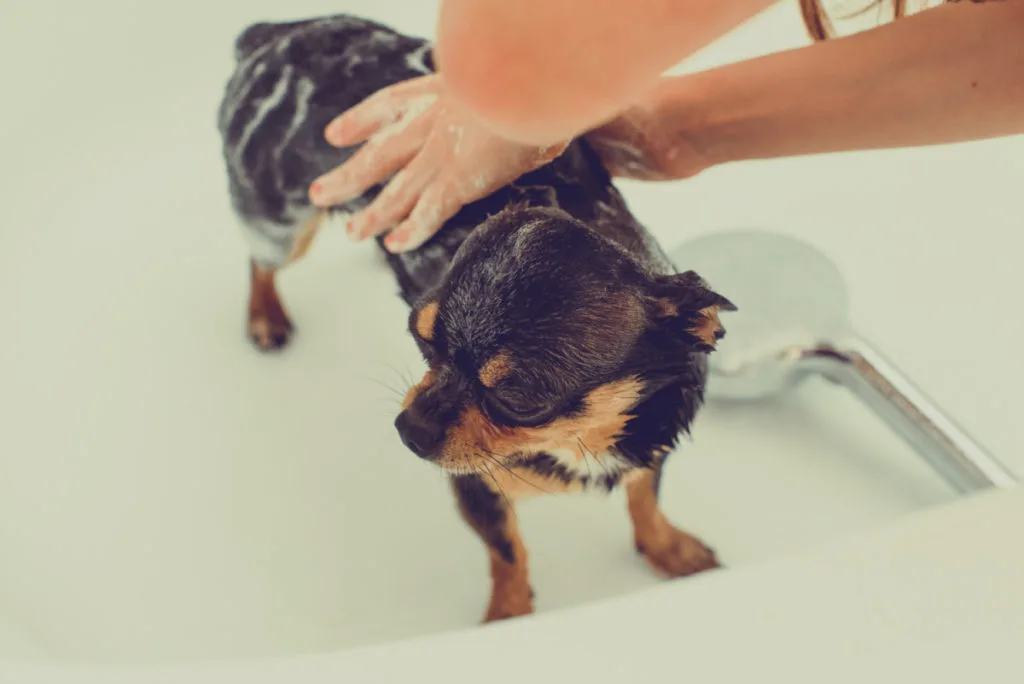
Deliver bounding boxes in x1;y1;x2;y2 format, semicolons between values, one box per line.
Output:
394;206;734;474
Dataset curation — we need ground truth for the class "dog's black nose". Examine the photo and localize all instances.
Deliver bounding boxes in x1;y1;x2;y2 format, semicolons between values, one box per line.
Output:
395;410;445;459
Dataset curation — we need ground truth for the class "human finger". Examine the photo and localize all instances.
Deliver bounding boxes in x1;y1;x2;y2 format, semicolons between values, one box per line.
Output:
324;75;439;147
347;167;430;241
310;110;432;207
383;182;460;253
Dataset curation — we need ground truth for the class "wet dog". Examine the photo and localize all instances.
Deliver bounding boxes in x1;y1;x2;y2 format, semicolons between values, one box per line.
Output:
217;14;735;623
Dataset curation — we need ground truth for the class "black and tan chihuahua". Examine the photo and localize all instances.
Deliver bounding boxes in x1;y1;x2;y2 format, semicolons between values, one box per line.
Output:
218;14;735;623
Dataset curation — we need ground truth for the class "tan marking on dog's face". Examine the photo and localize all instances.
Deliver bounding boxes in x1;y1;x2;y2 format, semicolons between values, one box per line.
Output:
479;353;513;388
436;377;643;473
286;210;327;264
415;301;439;342
690;305;723;348
401;370;436;410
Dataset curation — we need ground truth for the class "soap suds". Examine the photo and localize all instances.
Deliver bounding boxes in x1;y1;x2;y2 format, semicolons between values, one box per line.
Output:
447;124;464;156
365;92;437;147
405;43;433;74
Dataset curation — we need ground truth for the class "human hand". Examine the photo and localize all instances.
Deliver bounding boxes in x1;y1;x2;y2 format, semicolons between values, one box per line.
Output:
310;74;569;253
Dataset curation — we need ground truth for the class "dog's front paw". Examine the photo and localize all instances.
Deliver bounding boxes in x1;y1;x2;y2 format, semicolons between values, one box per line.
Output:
247;312;294;352
483;586;534;624
636;527;721;579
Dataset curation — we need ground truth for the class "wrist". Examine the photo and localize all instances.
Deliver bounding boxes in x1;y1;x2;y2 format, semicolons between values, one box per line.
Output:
645;73;742;173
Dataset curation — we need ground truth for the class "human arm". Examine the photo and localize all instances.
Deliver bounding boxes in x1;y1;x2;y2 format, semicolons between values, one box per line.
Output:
309;0;774;251
591;0;1024;180
434;0;777;147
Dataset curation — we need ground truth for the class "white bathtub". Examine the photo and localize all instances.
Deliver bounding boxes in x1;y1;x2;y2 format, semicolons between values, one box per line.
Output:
1;0;1022;680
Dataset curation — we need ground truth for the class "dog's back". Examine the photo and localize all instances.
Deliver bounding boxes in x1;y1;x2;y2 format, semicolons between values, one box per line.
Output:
217;14;674;307
217;16;430;274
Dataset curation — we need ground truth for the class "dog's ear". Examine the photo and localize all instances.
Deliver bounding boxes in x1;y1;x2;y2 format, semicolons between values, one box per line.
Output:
646;270;736;351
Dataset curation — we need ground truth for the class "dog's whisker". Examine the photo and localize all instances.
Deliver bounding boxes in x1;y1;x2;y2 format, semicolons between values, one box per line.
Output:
381;361;410;383
375;364;418;401
576;437;609;476
480;462;512;508
381;360;417;392
482;449;553;495
367;377;407;399
401;363;417;390
576;437;595;480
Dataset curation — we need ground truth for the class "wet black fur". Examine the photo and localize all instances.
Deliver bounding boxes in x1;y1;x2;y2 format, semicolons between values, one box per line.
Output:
219;15;734;573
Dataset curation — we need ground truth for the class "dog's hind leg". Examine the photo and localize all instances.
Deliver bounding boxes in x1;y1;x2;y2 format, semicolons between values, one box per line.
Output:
248;262;293;351
244;209;326;352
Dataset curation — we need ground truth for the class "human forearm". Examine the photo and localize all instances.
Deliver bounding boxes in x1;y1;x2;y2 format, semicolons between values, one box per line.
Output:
434;0;776;146
659;1;1024;169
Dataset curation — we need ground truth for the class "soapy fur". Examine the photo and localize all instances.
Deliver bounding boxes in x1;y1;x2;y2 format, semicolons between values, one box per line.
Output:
217;14;674;299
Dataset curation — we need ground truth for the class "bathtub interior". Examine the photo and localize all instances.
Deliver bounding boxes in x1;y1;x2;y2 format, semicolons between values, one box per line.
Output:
1;0;1022;667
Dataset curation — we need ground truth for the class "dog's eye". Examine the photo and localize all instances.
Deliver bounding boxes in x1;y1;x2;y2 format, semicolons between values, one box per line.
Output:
482;393;559;427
